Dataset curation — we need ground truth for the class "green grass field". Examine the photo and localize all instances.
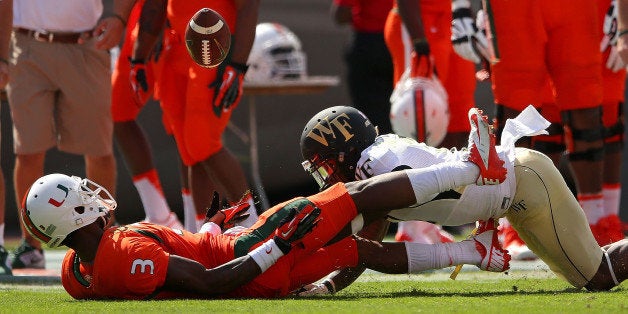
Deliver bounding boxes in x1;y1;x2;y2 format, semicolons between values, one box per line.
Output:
0;271;625;313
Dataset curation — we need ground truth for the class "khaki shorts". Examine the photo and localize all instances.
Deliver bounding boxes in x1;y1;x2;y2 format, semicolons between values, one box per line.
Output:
7;31;112;156
507;148;602;288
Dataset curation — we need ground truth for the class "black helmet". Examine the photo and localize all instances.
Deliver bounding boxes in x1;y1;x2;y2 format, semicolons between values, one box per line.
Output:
300;106;378;189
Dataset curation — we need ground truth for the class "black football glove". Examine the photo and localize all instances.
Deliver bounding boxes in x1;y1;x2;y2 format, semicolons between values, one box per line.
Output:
210;61;248;117
272;203;322;254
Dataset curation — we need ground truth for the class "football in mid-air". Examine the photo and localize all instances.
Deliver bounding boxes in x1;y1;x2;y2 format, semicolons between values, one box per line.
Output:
185;8;231;68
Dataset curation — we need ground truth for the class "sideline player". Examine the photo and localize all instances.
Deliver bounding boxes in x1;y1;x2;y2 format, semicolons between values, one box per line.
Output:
384;0;478;243
483;0;615;249
111;0;184;229
21;118;512;299
296;106;627;295
131;0;261;228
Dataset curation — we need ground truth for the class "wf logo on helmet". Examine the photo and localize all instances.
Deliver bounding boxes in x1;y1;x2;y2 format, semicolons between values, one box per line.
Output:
306;113;355;146
48;184;69;207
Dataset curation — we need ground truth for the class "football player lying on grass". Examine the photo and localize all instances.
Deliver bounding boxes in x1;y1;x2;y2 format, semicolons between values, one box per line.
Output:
295;105;627;296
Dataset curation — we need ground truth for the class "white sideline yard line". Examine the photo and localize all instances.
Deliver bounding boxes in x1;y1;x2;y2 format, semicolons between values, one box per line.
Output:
0;250;554;285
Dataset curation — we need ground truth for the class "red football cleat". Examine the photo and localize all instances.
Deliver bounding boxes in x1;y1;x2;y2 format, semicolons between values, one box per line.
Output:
467;108;507;185
473;219;511;272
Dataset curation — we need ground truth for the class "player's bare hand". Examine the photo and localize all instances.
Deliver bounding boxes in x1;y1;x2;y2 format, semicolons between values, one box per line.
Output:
618;35;628;65
292;281;335;296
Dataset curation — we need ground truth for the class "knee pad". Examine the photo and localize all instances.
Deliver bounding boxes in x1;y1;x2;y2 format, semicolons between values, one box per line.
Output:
562;110;605;162
604;120;624;154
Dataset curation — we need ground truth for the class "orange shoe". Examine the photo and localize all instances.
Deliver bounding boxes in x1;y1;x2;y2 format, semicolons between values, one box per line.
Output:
501;224;537;261
590;214;625;246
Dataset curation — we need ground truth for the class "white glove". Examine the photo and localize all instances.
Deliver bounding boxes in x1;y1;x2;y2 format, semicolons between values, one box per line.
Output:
474;10;491;62
602;0;618;51
293;280;335;296
607;45;626;72
451;0;481;63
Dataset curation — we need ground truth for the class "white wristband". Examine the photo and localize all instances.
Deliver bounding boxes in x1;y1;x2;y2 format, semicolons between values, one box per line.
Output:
247;239;284;272
452;0;471;10
198;222;222;235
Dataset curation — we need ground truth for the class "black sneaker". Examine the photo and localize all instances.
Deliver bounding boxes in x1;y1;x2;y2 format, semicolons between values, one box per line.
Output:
11;240;45;269
0;245;12;275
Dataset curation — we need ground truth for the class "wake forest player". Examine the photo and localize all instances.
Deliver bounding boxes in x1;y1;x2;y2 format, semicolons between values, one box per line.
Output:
297;106;627;295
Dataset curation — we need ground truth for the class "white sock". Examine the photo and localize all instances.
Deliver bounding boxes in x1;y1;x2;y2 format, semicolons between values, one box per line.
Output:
405;240;480;272
182;189;197;233
578;193;605;224
407;161;479;204
603;184;621;216
196;217;206;232
0;224;4;246
134;177;171;223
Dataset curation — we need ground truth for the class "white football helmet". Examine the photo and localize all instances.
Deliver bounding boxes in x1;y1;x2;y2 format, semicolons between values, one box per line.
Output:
389;70;449;146
21;173;117;248
245;22;307;81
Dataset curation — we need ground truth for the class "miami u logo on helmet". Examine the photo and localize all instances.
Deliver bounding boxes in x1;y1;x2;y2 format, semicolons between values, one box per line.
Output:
48;184;69;207
305;113;355;147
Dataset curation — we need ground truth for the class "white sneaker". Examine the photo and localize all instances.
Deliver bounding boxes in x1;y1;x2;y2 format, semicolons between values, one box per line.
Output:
505;242;537;261
472;219;511;272
149;212;184;230
500;224;538;261
467;108;507;185
395;221;454;244
0;245;13;275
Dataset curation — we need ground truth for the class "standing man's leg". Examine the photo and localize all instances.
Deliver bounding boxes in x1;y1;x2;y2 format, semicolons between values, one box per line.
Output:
12;153;46;269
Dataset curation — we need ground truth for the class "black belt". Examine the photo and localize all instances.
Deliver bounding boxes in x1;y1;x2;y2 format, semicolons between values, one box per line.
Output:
14;27;92;44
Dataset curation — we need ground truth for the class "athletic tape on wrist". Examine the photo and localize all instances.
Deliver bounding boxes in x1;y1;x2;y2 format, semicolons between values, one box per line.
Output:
350;214;364;234
247;239;284;272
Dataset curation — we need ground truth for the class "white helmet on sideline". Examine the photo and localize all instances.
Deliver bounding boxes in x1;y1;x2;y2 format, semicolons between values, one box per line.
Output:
245;22;307;81
21;173;117;248
389;69;449;146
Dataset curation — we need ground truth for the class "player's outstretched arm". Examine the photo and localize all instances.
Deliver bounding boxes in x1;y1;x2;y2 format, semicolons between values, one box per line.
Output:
294;219;391;296
163;204;321;296
163;254;264;295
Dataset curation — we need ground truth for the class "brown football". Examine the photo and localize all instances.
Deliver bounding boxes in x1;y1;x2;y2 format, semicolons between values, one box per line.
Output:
185;8;231;68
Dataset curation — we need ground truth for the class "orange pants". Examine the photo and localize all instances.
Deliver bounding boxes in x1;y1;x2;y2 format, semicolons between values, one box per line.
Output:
154;1;240;165
488;0;603;111
536;0;625;147
111;0;157;123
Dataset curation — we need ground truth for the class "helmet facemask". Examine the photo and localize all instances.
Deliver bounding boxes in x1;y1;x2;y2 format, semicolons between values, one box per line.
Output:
245;23;307;81
301;152;357;190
